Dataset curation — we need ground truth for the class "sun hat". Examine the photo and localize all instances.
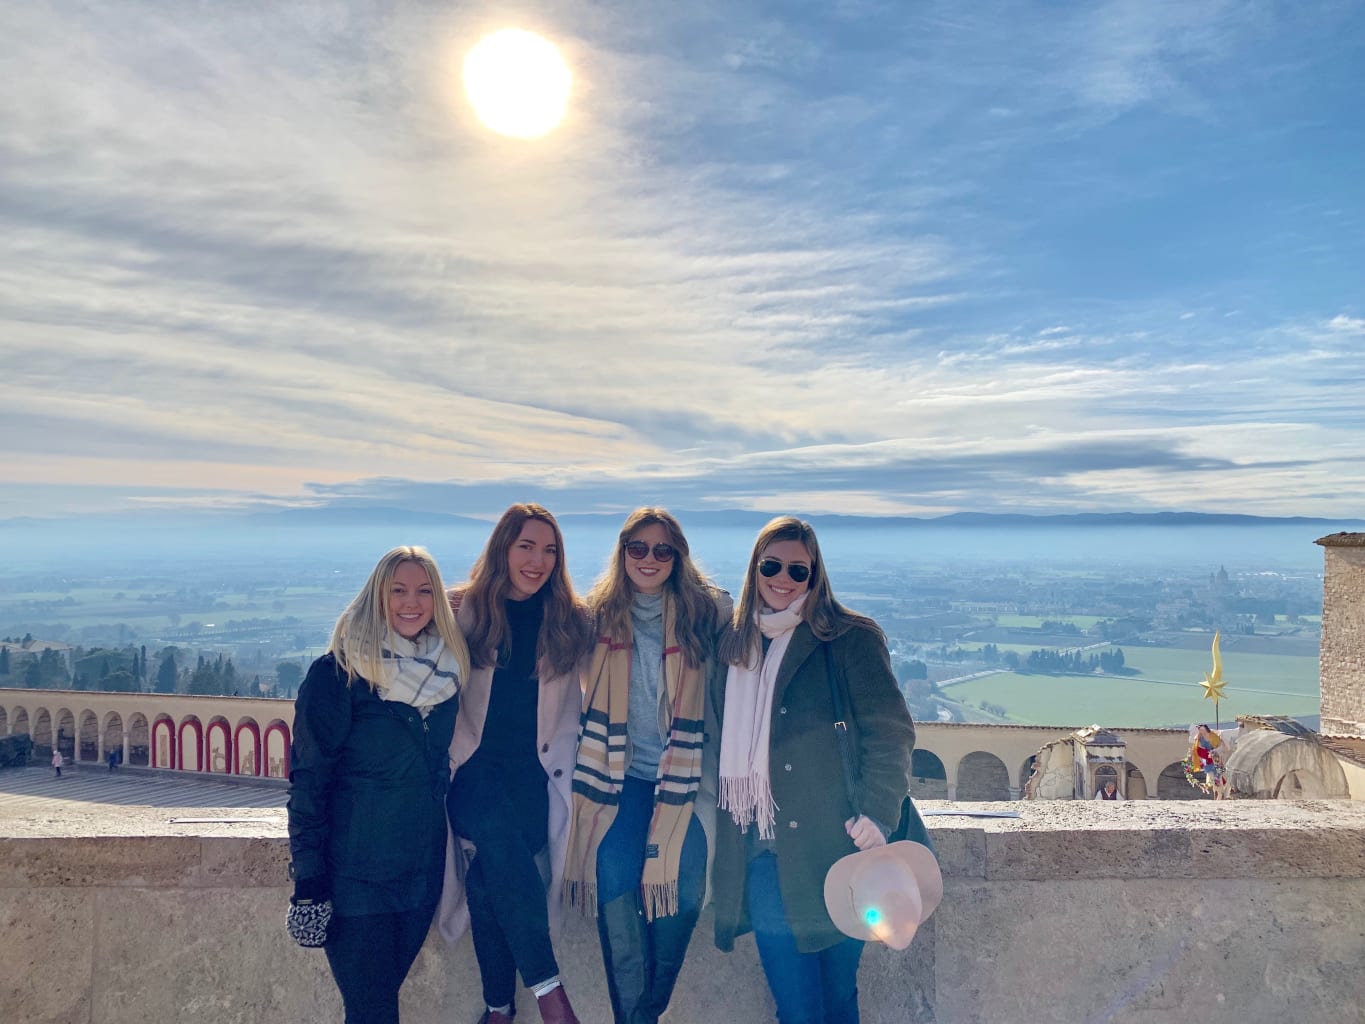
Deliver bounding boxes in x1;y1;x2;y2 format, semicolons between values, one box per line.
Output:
823;840;943;950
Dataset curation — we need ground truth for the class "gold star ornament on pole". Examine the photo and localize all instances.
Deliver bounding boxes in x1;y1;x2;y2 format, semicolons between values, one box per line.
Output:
1200;631;1227;728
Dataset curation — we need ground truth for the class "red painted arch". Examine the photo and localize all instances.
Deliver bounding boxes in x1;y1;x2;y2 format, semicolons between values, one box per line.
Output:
177;718;204;771
205;719;233;774
263;721;292;779
151;717;176;769
234;721;262;777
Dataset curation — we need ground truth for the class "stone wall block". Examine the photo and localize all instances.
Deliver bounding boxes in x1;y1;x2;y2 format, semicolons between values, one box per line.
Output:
195;836;291;888
0;887;94;1024
0;836;201;888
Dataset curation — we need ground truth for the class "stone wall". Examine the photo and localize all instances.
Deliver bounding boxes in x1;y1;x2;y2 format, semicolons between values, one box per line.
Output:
1318;534;1365;735
3;801;1364;1024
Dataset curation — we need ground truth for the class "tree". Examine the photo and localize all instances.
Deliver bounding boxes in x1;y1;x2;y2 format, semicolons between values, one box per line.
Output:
23;659;41;687
156;648;180;694
101;668;138;693
276;661;304;697
0;646;8;676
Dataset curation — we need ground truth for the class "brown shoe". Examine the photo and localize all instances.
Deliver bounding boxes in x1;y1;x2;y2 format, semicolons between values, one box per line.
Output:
535;985;580;1024
477;1009;515;1024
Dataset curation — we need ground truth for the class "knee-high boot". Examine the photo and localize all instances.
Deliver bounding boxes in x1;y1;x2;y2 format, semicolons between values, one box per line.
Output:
597;893;654;1024
643;905;700;1020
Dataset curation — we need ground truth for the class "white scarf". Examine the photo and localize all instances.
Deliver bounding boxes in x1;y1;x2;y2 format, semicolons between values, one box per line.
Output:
718;593;808;840
378;628;461;709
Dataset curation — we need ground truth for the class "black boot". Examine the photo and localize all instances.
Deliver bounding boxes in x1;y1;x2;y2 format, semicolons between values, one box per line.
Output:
643;906;699;1021
597;894;654;1024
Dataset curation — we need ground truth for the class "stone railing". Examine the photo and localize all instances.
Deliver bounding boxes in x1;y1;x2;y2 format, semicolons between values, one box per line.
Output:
3;800;1363;1023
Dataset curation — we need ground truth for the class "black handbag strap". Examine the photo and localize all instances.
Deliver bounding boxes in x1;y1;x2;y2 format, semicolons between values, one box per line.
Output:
823;640;862;819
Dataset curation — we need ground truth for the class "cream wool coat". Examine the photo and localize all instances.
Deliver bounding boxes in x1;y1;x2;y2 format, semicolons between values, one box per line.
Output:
436;599;587;944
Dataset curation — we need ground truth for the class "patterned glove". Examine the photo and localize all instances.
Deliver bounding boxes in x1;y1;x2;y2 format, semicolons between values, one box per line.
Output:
286;896;333;948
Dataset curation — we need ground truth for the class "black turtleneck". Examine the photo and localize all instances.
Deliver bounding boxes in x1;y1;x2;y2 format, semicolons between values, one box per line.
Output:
475;589;545;762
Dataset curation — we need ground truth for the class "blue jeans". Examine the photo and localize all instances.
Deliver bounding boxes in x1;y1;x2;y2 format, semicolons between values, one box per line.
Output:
596;774;706;908
746;851;865;1024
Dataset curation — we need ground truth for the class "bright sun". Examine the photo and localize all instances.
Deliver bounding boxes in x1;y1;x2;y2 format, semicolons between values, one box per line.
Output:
463;29;571;140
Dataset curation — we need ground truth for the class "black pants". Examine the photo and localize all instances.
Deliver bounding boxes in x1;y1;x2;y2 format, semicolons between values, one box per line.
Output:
324;905;436;1024
448;754;557;1007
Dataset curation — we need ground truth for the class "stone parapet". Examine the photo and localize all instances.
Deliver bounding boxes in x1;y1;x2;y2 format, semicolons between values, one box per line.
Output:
1317;535;1365;736
3;800;1364;1023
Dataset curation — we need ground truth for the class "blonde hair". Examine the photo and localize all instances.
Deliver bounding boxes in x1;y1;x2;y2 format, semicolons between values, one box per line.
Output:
585;507;723;667
718;516;882;667
328;546;470;689
456;504;590;676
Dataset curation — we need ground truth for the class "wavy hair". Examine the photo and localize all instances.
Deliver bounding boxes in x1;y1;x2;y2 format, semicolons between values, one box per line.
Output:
718;515;883;667
585;507;724;667
456;503;590;676
328;546;470;689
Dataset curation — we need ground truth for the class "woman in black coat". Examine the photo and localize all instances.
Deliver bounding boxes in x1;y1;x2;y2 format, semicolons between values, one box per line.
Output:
287;546;471;1024
712;517;915;1024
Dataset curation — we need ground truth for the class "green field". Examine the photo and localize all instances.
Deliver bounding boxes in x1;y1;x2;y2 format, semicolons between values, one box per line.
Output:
940;645;1320;727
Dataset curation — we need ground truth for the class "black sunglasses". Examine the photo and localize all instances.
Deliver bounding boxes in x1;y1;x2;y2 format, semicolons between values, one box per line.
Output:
624;540;676;562
758;558;811;584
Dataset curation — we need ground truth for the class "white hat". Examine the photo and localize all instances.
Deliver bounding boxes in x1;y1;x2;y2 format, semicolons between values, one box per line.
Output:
823;840;943;950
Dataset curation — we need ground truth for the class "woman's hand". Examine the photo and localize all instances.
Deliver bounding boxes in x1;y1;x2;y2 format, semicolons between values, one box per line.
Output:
845;814;888;851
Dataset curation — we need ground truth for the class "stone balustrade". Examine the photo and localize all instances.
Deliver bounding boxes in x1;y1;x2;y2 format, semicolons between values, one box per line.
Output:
3;799;1363;1023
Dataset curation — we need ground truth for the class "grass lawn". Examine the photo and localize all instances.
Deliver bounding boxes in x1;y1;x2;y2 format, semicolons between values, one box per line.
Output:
941;644;1320;727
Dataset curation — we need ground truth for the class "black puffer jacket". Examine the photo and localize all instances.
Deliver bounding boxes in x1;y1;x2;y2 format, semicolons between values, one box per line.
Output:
287;653;458;916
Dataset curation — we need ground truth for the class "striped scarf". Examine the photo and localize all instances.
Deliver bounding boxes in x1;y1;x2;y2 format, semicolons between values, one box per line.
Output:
377;628;461;709
564;594;705;920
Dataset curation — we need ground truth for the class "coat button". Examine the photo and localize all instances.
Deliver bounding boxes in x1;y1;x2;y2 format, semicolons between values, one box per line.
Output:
552;768;563;778
788;821;799;829
541;743;550;753
784;764;793;771
779;707;787;715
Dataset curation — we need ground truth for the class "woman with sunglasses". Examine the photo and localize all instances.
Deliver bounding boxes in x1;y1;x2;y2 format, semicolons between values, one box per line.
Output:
435;504;593;1024
712;516;915;1024
564;508;730;1024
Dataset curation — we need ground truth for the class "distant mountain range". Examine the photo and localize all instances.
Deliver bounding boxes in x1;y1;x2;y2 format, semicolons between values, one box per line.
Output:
3;505;1361;530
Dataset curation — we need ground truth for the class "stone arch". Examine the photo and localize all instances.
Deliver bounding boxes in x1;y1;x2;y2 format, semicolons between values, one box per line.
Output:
1126;762;1148;800
1019;755;1038;793
0;705;8;736
151;714;176;769
55;708;76;759
234;718;262;777
263;720;291;779
957;750;1010;801
78;710;100;762
205;717;232;774
1157;760;1202;800
102;712;124;764
1226;731;1350;800
127;713;150;766
909;749;947;800
11;707;30;739
178;716;204;771
32;708;53;757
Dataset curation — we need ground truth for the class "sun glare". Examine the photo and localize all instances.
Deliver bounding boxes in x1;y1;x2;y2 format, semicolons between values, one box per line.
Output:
463;29;571;140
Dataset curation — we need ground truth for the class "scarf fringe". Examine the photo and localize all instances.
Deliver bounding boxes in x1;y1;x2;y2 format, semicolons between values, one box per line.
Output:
719;774;777;841
643;880;680;922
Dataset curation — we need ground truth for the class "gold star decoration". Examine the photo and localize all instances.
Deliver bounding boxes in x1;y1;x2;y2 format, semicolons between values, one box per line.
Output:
1200;630;1227;702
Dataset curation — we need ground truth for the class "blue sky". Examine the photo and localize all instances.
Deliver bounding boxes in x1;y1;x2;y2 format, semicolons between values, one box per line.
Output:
1;0;1362;520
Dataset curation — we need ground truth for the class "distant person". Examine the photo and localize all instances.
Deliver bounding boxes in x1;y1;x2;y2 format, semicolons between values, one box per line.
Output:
287;546;469;1024
52;749;63;777
1094;779;1124;801
712;516;918;1024
107;750;118;773
436;504;593;1024
564;507;730;1024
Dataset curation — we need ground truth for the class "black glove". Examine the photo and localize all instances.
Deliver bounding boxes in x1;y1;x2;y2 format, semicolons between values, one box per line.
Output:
287;875;333;948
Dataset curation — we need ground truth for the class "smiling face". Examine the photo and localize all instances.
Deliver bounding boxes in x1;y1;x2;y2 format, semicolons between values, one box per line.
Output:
756;538;813;612
623;521;676;596
387;560;436;639
507;518;558;600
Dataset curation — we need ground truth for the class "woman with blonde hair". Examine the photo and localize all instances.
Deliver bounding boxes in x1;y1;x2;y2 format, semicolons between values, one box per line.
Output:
712;517;916;1024
437;504;593;1024
564;508;730;1024
287;546;469;1024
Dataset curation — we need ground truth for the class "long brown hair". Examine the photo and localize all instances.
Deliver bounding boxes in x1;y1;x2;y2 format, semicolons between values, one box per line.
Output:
585;507;723;667
455;503;590;676
718;515;882;667
329;546;470;688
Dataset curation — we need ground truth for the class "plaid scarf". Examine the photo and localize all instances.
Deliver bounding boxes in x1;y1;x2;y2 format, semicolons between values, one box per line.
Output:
564;594;705;920
377;628;461;709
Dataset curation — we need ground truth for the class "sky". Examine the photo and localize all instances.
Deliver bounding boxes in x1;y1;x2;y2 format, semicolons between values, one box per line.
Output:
1;0;1362;522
